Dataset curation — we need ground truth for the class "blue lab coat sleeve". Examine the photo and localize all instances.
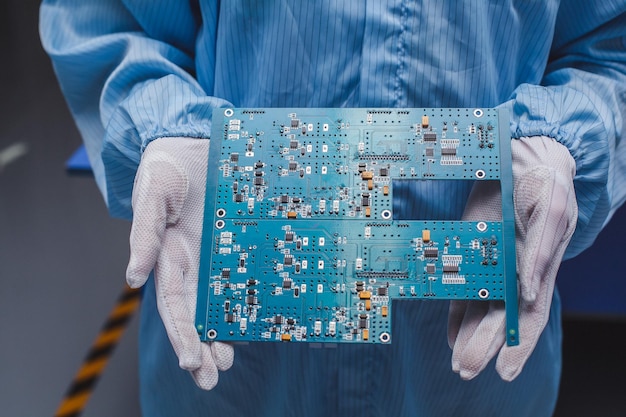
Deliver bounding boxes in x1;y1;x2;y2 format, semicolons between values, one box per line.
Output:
501;3;626;258
40;0;228;219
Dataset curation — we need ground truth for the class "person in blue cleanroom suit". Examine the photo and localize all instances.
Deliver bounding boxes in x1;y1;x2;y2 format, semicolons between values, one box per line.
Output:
40;1;626;416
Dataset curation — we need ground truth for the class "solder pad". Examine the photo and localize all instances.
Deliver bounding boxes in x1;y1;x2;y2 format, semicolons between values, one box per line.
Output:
196;108;519;346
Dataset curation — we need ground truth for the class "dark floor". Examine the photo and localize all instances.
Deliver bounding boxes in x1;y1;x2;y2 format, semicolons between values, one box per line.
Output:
1;2;624;416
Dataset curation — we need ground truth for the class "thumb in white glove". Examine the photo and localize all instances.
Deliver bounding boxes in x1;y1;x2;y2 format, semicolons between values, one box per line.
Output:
126;137;233;390
448;136;577;381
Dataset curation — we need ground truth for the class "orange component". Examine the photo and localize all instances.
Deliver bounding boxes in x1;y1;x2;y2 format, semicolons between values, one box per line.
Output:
359;291;372;299
382;306;388;317
362;329;369;340
281;334;292;342
383;185;389;195
287;211;297;219
365;207;371;217
367;179;373;190
361;171;374;180
365;299;371;311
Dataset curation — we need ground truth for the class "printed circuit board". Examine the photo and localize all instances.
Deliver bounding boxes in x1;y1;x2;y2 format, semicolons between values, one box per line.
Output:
196;108;519;346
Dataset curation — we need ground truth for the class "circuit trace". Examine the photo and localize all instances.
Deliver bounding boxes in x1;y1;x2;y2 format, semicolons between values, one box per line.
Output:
196;108;519;346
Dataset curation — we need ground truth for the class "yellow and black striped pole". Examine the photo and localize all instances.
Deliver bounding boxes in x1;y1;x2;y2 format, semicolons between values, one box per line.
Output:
54;285;142;417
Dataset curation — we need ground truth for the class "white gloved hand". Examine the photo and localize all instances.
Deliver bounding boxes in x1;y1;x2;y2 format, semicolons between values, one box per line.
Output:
448;136;577;381
126;137;233;390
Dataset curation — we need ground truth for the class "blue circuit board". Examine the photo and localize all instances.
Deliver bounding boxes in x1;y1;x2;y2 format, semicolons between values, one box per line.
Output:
196;108;519;346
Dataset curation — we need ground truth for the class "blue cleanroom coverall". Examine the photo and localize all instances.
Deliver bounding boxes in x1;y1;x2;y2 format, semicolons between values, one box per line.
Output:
40;1;626;415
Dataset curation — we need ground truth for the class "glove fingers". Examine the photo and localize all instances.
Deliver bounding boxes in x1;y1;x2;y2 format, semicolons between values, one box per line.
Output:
452;301;506;380
515;168;576;302
190;343;220;390
450;301;489;373
189;342;233;391
154;261;203;371
462;179;502;221
127;154;188;288
211;342;235;371
495;285;553;381
497;172;574;380
447;300;469;349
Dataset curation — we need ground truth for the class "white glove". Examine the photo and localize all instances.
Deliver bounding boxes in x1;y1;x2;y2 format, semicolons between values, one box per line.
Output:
448;136;577;381
126;137;233;390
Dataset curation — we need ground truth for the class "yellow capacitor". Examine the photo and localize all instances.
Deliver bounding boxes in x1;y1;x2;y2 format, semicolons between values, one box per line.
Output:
362;329;369;340
361;171;374;180
359;290;372;299
422;229;431;243
382;306;388;317
365;207;371;217
287;211;297;219
422;115;429;128
281;334;292;342
367;179;373;190
365;299;372;310
383;185;389;195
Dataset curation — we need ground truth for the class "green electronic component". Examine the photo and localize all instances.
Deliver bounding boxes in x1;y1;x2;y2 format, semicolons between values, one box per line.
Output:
196;108;519;346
